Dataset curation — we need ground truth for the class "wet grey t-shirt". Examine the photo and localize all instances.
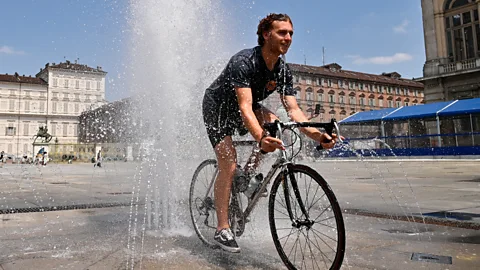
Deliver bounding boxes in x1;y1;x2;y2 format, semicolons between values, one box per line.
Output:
204;46;296;115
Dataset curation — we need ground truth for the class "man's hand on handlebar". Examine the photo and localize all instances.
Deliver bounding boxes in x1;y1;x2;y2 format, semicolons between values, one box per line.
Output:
260;136;285;153
318;133;344;150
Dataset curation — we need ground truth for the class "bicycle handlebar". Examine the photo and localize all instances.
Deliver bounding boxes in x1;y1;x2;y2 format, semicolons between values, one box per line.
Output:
263;119;343;151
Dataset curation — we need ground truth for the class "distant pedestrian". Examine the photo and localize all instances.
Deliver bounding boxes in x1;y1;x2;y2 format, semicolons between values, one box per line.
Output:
0;151;4;163
42;152;49;166
94;149;102;168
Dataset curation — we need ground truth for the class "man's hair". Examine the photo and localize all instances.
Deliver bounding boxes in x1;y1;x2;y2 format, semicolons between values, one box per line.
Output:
257;13;293;46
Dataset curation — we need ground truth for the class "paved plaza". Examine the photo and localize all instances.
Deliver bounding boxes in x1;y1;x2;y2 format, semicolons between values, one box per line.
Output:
0;159;479;269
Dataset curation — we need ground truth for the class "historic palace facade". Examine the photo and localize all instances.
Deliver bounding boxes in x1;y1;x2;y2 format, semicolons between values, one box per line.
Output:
264;63;424;122
0;61;107;158
418;0;480;102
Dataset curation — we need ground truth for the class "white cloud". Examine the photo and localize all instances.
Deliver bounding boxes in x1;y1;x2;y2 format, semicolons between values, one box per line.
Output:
393;20;409;33
0;46;25;55
348;53;413;65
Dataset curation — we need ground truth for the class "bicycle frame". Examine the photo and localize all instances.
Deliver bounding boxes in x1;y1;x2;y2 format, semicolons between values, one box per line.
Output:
238;119;342;223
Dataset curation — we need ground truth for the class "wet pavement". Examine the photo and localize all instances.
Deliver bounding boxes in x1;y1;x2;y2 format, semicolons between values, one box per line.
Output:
0;159;479;269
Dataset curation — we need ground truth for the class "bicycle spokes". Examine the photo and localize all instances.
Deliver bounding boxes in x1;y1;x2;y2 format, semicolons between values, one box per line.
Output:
189;159;220;248
269;165;345;269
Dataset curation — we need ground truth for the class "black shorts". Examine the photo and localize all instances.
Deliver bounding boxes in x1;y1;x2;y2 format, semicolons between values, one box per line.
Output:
203;95;260;148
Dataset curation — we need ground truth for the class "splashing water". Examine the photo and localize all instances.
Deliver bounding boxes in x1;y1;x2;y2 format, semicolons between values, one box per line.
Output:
124;2;231;267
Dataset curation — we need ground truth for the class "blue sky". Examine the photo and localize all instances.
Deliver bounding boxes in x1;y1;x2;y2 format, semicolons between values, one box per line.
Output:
1;0;425;102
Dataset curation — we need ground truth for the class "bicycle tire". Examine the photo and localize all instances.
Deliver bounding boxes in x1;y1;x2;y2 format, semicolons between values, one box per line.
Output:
189;159;219;249
268;164;345;270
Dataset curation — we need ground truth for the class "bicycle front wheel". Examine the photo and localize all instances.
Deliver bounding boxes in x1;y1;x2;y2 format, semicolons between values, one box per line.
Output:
269;164;345;270
189;159;219;249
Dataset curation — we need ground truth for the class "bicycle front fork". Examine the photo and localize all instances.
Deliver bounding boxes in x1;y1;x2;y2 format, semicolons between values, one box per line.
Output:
281;167;314;230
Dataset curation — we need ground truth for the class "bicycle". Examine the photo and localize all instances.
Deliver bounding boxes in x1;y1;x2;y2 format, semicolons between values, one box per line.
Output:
189;119;346;270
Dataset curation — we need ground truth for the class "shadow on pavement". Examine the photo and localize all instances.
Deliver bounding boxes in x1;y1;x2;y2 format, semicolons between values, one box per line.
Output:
174;236;285;270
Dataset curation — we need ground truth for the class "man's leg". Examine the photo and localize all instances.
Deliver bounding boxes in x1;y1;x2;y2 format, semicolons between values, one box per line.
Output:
212;135;241;253
213;136;237;231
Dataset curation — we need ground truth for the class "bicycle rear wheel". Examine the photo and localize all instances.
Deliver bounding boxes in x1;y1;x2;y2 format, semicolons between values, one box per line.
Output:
189;159;219;249
268;164;345;270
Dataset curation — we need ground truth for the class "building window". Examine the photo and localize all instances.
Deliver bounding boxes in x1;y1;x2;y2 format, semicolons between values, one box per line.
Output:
396;101;402;107
306;92;313;101
317;93;324;102
338;80;343;88
379;100;384;107
369;98;375;106
359;83;364;90
64;79;69;88
388;100;394;107
359;98;365;106
444;1;479;61
349;96;356;105
86;81;90;90
24;123;29;136
9;100;15;111
6;126;16;136
53;78;58;87
395;87;400;95
306;77;312;85
327;79;332;87
52;102;57;113
97;81;101;90
64;102;68;113
339;96;345;104
63;123;68;137
51;123;57;136
349;81;355;89
328;94;335;103
73;124;78;136
76;80;80;89
75;103;80;113
40;102;45;112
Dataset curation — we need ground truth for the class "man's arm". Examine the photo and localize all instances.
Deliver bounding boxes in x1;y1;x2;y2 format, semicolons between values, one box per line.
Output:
280;95;336;148
235;87;284;152
235;87;264;142
280;95;324;141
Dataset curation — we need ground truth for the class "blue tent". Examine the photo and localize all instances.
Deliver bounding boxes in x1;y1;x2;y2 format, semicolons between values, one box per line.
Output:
340;108;397;124
381;101;452;121
437;98;480;116
340;97;480;124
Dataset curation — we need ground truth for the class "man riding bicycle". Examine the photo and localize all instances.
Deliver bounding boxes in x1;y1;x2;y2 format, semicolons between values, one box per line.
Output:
202;13;340;253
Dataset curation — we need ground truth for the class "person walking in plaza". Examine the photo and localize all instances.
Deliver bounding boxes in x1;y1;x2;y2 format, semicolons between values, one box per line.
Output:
94;149;102;168
42;152;48;166
202;13;341;253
